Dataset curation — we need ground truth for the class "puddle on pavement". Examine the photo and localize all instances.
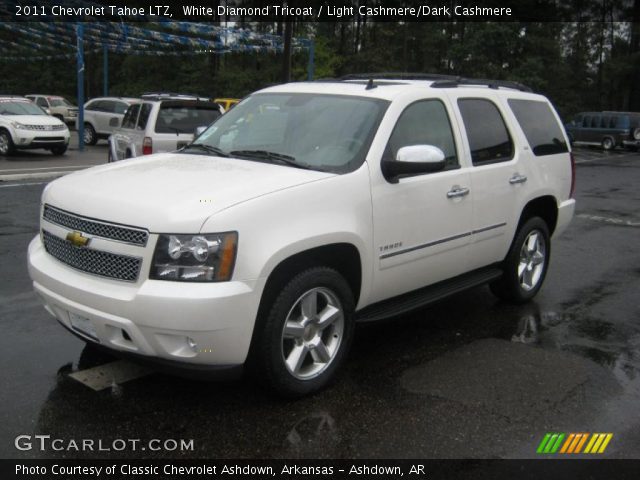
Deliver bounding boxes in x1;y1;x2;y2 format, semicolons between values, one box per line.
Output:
510;307;640;387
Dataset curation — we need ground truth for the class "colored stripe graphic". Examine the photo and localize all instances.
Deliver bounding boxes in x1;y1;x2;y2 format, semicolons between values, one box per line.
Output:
538;433;613;454
537;433;552;454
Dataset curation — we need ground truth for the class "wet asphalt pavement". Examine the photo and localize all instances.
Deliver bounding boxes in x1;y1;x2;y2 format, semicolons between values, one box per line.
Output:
0;147;638;460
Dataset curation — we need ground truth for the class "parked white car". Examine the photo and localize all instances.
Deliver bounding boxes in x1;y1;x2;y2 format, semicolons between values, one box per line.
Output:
25;95;78;125
28;76;575;396
108;96;223;161
0;96;70;156
78;97;140;145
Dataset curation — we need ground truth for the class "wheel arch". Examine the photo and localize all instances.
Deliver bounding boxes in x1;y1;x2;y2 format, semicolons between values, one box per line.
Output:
517;195;558;235
258;243;362;314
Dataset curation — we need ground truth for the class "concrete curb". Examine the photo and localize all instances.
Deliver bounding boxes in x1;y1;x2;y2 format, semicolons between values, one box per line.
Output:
0;171;75;182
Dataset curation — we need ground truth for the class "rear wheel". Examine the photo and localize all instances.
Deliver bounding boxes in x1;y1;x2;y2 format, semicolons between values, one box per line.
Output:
601;137;614;151
490;217;550;303
83;123;97;146
251;267;355;397
0;129;15;156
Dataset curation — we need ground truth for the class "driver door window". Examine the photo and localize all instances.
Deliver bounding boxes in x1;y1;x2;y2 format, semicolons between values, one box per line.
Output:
385;100;459;173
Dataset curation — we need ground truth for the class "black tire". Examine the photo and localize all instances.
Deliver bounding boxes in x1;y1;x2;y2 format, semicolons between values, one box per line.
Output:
251;267;355;398
50;145;67;156
83;123;97;146
0;128;15;156
601;137;614;151
490;217;551;304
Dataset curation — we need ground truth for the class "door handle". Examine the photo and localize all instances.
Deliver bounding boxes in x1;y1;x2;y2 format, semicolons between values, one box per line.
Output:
509;174;528;184
447;186;470;199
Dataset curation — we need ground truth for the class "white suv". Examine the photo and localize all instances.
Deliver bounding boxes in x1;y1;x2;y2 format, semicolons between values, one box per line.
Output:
108;95;223;161
78;97;140;145
0;96;70;156
28;76;575;396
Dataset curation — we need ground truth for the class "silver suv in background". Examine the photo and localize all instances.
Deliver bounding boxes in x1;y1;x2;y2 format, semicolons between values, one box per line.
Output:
108;96;223;161
25;95;78;125
78;97;141;145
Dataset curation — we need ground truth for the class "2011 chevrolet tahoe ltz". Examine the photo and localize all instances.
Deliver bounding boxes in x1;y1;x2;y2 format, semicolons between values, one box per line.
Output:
28;75;575;397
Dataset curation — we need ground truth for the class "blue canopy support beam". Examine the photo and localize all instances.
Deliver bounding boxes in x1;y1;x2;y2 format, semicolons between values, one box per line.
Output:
77;23;84;152
103;44;109;97
307;38;315;81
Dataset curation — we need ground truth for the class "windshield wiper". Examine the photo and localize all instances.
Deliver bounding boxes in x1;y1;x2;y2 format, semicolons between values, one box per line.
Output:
180;143;229;157
229;150;312;170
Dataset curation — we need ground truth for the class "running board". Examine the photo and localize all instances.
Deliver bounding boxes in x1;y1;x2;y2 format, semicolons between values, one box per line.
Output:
355;266;503;323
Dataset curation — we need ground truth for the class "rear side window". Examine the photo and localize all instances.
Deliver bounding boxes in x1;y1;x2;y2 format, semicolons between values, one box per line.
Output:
508;99;569;156
137;103;153;130
121;104;140;129
114;102;129;115
458;98;513;165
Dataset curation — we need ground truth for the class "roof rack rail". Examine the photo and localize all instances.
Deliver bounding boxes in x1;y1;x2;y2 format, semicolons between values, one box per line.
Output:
431;77;532;92
140;92;208;101
340;72;460;82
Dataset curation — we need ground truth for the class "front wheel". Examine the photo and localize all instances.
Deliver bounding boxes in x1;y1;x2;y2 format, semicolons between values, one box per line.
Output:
251;267;355;397
50;146;67;156
601;137;614;151
490;217;550;303
0;129;15;156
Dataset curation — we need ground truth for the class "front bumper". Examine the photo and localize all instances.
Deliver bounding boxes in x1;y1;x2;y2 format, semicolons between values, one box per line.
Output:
28;235;264;367
623;140;639;149
13;129;70;149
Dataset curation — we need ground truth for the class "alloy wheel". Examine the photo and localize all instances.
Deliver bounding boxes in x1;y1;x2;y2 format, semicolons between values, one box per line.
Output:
518;230;546;291
280;287;344;380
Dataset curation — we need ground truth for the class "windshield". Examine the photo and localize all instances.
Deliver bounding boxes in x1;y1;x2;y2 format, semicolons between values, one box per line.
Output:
49;98;73;107
193;93;389;173
0;101;46;116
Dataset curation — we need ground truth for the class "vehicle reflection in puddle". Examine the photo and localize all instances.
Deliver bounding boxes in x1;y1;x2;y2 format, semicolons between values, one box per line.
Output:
284;411;340;457
510;305;640;389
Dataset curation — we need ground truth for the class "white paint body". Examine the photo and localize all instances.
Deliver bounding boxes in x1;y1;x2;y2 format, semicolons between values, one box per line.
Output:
27;80;575;368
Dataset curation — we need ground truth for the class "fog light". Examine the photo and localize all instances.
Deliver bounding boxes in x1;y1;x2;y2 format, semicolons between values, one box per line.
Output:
187;337;198;352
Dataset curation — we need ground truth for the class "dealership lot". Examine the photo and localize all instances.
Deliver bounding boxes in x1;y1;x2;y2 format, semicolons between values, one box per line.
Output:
0;146;638;459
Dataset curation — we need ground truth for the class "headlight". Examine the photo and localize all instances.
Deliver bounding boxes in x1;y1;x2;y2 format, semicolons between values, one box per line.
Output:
151;232;238;282
10;121;29;130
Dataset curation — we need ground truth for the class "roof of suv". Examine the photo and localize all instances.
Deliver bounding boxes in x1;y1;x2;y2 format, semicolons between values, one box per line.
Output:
260;75;545;102
87;97;140;103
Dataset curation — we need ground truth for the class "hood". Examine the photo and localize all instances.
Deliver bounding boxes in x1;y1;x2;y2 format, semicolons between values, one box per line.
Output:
10;115;65;126
44;153;334;232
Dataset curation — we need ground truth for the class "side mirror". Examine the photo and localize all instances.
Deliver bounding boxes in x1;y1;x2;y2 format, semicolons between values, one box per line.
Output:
382;145;446;183
195;126;207;137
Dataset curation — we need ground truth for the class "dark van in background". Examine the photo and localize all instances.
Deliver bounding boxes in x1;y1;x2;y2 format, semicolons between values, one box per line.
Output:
565;111;640;151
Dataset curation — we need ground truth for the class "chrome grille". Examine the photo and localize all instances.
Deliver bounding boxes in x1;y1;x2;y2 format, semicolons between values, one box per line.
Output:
24;124;67;131
42;230;142;282
43;205;148;246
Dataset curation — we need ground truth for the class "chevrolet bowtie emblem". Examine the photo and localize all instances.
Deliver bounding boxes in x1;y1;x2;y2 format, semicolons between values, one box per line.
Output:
66;231;90;247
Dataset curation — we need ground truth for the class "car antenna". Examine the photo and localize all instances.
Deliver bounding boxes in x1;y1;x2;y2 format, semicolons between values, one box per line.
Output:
365;78;377;90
